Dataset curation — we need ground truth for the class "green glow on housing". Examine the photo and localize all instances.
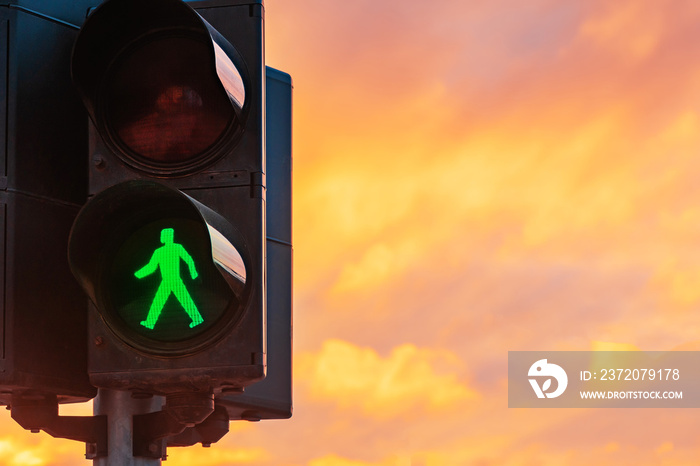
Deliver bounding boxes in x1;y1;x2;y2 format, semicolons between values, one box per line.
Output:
134;227;204;329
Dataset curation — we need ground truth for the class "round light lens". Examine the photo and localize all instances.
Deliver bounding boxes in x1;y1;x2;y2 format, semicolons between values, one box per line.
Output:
105;35;235;165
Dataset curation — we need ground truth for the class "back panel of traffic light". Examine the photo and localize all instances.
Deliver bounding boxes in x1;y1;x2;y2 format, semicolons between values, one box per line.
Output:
0;3;96;404
218;67;293;420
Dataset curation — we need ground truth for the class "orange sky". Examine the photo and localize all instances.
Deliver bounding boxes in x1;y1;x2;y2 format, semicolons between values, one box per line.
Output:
6;0;700;464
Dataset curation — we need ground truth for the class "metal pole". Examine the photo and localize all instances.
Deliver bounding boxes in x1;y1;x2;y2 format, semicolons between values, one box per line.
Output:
93;388;165;466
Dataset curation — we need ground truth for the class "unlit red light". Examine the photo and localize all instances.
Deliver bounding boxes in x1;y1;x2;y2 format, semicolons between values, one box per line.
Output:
105;36;235;164
116;85;227;162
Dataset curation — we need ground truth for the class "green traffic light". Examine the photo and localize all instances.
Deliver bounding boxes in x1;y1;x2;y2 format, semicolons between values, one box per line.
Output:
68;181;250;355
104;216;235;348
135;228;204;330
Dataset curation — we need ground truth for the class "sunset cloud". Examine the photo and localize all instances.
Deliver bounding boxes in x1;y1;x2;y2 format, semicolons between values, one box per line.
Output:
297;339;478;419
166;446;270;466
0;440;44;466
308;454;410;466
0;426;87;466
578;2;664;61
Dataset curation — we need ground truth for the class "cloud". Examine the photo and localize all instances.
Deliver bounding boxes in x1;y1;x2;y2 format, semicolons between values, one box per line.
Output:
577;2;664;61
0;440;44;466
290;0;700;360
331;241;421;294
165;446;270;466
297;339;478;420
0;427;86;466
309;454;411;466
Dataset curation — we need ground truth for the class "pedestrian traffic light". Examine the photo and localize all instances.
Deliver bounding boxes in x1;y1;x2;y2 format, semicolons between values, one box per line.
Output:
0;1;97;406
68;0;268;418
69;179;256;362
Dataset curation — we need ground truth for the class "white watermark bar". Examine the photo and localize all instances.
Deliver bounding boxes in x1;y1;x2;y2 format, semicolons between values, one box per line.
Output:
508;351;700;408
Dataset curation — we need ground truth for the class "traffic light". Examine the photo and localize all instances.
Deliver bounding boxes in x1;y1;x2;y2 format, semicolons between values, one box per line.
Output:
69;180;253;359
0;1;97;406
68;0;268;420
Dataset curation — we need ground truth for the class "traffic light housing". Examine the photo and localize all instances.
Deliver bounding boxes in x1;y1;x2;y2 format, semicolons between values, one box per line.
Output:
68;0;268;410
217;66;293;420
69;180;253;360
0;1;97;405
72;0;261;186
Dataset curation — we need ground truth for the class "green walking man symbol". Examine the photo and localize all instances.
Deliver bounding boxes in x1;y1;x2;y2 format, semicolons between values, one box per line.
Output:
135;228;204;329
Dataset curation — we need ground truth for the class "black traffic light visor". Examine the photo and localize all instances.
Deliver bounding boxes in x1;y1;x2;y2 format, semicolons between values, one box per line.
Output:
71;0;249;174
68;180;251;356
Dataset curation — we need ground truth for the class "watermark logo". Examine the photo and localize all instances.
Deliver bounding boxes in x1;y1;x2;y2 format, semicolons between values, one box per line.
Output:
528;359;568;398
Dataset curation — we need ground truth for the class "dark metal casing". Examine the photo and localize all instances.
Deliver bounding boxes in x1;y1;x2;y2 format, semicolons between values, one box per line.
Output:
217;67;292;420
0;1;98;404
71;0;267;395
